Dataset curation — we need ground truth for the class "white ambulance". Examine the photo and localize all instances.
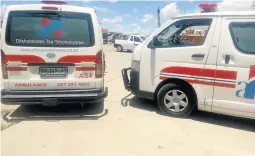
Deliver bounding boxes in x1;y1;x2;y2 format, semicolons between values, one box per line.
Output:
122;4;255;119
1;1;107;106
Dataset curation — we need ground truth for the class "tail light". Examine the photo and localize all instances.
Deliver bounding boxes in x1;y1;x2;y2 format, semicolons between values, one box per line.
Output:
95;50;104;78
1;50;8;79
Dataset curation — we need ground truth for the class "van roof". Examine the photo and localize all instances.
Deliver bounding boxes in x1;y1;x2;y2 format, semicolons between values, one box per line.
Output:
5;4;95;14
174;11;255;19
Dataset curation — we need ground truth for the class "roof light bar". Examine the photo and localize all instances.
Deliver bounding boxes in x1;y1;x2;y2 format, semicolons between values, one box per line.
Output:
41;0;67;5
199;4;217;13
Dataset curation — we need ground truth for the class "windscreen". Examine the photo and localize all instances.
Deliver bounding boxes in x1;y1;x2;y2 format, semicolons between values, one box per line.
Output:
6;11;95;47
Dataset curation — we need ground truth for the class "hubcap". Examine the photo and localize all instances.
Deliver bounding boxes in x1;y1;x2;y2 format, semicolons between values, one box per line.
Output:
164;90;188;112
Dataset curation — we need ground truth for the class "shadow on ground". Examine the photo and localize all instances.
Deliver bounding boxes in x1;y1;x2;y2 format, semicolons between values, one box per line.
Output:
3;102;108;122
121;94;255;132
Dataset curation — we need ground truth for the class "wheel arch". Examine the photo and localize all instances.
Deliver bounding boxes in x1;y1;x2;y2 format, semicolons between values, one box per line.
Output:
114;44;120;48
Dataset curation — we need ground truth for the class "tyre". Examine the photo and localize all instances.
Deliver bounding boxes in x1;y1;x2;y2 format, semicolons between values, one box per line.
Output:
117;45;123;52
157;83;196;117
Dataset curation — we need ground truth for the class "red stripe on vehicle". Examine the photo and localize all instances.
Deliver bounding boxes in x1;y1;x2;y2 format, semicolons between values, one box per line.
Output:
76;67;95;71
160;76;169;80
58;55;96;63
186;79;235;88
6;55;45;63
249;65;255;79
161;66;237;80
7;67;27;71
159;76;235;88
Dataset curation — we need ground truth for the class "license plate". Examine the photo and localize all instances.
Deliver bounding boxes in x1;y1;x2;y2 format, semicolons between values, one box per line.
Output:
39;67;68;78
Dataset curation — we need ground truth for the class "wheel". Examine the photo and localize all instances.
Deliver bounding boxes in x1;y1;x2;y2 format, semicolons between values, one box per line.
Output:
117;45;123;52
157;83;196;117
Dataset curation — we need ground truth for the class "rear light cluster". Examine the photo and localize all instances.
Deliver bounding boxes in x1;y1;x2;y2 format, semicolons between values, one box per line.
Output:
1;50;8;79
95;50;105;78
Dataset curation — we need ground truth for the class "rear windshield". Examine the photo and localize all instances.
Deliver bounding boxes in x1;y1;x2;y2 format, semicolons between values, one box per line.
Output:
6;11;95;47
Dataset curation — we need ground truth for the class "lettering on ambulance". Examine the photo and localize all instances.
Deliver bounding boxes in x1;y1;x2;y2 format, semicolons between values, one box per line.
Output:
76;67;95;78
79;73;93;78
15;83;47;87
57;82;90;87
236;66;255;100
160;66;237;88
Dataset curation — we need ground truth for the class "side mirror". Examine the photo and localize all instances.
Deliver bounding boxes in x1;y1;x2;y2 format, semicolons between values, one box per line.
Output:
151;36;159;48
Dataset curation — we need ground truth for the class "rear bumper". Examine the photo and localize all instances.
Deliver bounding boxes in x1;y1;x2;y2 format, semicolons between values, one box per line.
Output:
1;88;108;105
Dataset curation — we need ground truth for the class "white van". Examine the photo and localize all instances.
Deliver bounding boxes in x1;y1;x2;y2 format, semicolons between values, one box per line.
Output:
122;4;255;119
114;34;146;52
1;1;107;105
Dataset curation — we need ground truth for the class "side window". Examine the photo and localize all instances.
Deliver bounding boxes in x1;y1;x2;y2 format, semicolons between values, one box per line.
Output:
130;36;134;41
229;22;255;54
154;18;212;48
134;36;142;42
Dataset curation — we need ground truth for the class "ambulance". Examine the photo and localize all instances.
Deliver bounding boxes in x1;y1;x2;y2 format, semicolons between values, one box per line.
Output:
122;4;255;119
1;1;108;105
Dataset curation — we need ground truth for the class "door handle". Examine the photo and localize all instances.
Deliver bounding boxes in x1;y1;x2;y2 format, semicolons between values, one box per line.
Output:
225;54;230;64
191;54;205;61
192;54;205;58
133;43;138;46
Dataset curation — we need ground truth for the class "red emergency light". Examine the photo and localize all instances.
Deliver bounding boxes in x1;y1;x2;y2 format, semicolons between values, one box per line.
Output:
41;1;67;10
199;4;217;13
41;0;67;5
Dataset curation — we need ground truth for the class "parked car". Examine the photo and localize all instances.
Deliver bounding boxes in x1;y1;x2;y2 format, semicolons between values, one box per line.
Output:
103;32;123;44
122;4;255;119
102;33;108;44
114;34;146;52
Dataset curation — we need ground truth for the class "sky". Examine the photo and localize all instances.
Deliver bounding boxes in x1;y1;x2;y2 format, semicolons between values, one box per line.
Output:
1;0;255;35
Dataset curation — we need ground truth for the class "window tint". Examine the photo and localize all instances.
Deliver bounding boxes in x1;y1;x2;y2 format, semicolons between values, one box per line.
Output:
134;36;142;42
130;36;134;41
154;18;212;48
229;22;255;54
6;11;94;47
